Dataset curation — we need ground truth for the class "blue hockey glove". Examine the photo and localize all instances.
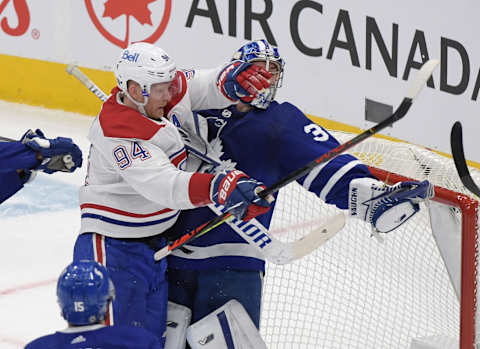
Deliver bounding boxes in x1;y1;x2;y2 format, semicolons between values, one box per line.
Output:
24;134;83;174
217;61;272;102
349;178;434;233
210;170;274;221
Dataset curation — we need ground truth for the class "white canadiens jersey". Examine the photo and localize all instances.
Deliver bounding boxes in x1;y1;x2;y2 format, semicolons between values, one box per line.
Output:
79;69;231;238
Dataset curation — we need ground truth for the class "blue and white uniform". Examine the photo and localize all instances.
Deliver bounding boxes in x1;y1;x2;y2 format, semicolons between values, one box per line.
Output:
167;101;375;326
24;324;162;349
0;142;38;204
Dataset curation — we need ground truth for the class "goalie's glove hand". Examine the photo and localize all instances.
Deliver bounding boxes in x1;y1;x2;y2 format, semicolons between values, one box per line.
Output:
349;178;434;233
210;169;274;221
217;61;272;103
24;131;83;174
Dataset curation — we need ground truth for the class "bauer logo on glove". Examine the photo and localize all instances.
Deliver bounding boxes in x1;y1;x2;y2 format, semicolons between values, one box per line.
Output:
210;169;274;221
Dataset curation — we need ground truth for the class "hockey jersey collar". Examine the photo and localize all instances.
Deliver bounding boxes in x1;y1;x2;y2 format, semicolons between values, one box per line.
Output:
99;87;165;140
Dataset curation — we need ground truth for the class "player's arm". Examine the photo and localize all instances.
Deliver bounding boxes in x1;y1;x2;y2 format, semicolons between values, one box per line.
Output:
277;102;433;233
187;62;272;110
0;142;40;172
185;68;233;110
0;129;82;174
99;137;273;221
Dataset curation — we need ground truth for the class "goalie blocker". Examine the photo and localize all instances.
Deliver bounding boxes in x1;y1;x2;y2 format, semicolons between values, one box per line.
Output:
349;178;434;233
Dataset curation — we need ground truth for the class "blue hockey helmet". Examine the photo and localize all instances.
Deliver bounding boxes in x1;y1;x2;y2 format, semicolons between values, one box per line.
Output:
232;39;285;109
57;260;115;325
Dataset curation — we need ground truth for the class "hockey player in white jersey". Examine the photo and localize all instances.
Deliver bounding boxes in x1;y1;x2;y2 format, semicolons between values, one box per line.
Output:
165;40;434;348
72;42;274;348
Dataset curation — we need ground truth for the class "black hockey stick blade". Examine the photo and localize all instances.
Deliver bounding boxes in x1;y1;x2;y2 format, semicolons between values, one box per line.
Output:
450;121;480;197
159;59;440;258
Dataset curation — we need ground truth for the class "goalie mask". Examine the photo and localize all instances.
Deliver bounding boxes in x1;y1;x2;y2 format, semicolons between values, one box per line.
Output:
232;39;285;109
113;42;180;116
57;260;115;326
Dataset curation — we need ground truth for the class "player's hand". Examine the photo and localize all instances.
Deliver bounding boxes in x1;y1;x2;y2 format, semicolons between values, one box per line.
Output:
217;61;272;103
24;133;83;174
20;128;46;143
210;169;274;221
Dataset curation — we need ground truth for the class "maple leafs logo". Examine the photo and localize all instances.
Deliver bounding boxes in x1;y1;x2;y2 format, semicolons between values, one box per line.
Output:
85;0;172;48
103;0;156;25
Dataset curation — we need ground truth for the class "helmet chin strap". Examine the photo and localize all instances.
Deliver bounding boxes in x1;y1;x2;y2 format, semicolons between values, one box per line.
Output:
124;89;149;116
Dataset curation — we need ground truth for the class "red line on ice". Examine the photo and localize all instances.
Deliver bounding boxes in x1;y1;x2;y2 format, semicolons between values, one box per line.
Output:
0;334;26;347
0;278;57;296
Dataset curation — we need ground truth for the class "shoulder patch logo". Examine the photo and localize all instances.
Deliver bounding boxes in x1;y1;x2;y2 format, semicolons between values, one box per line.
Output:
71;335;86;344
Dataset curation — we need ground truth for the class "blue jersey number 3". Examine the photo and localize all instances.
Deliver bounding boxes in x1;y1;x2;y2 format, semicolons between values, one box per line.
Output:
304;123;329;142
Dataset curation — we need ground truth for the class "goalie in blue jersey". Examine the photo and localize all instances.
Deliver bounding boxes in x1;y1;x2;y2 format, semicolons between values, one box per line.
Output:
24;260;162;349
165;40;434;348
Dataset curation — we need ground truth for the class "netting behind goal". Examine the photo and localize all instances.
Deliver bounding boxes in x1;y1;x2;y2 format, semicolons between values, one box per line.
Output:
261;131;480;349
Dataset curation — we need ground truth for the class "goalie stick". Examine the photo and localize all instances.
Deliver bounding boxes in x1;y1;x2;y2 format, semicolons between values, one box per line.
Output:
450;121;480;197
66;64;347;264
153;59;440;260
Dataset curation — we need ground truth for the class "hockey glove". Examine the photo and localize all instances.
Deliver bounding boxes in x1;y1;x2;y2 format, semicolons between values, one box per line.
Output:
217;61;272;103
20;128;43;143
210;170;274;221
349;178;434;233
24;131;83;174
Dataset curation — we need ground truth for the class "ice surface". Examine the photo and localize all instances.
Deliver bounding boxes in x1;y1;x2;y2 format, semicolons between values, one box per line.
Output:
0;101;94;347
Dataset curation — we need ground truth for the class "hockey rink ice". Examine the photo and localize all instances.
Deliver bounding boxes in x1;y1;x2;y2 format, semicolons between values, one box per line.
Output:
0;101;94;348
0;100;470;349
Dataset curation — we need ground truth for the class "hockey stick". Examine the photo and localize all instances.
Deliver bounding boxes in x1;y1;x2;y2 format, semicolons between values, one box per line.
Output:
65;65;348;263
450;121;480;197
0;136;14;142
66;65;108;102
153;59;440;260
170;210;346;265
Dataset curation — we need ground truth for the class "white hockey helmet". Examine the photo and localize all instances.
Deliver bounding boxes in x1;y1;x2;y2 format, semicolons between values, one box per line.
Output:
113;42;177;112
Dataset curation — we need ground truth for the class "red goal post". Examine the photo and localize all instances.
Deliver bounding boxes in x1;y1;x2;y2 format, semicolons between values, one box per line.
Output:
370;166;479;349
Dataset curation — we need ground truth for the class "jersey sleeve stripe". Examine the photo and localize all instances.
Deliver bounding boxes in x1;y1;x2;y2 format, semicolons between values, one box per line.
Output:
188;173;214;206
168;146;186;160
81;211;180;227
318;160;363;200
302;162;329;190
80;203;173;218
170;150;187;168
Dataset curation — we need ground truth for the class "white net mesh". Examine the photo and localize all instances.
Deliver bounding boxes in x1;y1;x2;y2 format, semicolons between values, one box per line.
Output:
260;131;480;349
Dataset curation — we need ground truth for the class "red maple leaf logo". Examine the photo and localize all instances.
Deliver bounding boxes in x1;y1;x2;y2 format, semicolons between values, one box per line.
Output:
103;0;156;25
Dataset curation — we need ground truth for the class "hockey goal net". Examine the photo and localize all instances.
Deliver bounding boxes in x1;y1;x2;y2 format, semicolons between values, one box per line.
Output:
262;130;480;349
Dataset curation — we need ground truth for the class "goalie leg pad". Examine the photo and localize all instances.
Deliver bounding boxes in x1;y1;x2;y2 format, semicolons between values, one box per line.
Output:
186;299;267;349
349;178;433;233
164;301;192;349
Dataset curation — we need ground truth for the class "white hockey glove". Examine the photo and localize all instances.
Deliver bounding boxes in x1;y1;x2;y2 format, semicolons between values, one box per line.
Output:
349;178;434;233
